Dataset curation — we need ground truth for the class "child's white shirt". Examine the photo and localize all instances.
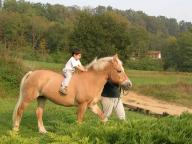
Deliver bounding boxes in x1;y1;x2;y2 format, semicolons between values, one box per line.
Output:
63;56;81;72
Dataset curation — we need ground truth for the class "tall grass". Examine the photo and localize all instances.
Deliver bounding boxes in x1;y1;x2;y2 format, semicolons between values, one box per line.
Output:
0;54;29;98
0;99;192;144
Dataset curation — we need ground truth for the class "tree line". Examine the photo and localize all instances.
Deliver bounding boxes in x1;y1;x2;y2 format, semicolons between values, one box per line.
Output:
0;0;192;71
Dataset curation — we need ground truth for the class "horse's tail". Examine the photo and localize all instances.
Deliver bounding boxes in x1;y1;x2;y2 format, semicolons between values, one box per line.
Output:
12;71;33;124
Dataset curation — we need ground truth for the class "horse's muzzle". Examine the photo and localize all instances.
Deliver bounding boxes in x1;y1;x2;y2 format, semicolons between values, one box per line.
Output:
121;79;132;90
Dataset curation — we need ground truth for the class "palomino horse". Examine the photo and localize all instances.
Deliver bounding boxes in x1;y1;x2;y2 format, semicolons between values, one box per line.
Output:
12;55;132;133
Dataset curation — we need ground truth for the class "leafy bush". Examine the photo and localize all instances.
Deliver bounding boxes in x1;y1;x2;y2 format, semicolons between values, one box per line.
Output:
126;58;163;71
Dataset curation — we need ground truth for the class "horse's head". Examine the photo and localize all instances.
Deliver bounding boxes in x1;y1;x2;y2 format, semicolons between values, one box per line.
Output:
108;55;132;90
86;55;132;90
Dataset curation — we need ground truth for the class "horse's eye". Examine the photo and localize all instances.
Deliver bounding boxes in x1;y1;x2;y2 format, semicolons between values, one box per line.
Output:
117;70;122;73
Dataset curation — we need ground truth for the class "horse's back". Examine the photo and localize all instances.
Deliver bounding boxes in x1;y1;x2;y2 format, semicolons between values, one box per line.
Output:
29;70;62;81
32;70;63;78
23;70;63;93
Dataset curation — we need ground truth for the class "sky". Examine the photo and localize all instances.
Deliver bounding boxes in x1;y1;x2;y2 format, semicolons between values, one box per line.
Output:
27;0;191;22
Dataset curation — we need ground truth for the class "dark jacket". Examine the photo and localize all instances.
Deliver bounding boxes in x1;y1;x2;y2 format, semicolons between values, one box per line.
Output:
101;81;120;98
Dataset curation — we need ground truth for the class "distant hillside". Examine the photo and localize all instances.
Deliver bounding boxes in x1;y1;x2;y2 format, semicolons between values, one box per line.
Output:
0;0;192;71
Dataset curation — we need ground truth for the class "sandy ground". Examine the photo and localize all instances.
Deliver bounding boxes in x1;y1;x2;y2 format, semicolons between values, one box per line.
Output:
122;91;192;116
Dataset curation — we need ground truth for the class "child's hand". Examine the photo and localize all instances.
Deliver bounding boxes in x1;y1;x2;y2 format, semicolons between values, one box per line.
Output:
84;68;88;72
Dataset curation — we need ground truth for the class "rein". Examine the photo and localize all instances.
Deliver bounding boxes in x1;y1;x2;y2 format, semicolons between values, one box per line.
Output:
120;87;130;97
114;86;129;110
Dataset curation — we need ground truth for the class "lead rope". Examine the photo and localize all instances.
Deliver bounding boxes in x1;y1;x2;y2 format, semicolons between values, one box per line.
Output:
114;97;120;110
120;87;129;97
114;86;129;110
115;86;129;110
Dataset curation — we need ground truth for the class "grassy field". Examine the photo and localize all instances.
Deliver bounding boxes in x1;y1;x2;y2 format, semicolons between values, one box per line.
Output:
1;99;192;144
0;99;157;144
127;70;192;107
23;60;63;72
1;57;192;143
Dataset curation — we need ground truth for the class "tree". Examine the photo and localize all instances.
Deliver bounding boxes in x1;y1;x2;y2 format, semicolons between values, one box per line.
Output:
179;21;192;33
39;38;47;56
0;11;29;49
3;0;17;12
45;22;69;53
166;18;179;36
177;31;192;72
162;36;178;70
30;16;50;50
127;26;149;58
70;12;130;62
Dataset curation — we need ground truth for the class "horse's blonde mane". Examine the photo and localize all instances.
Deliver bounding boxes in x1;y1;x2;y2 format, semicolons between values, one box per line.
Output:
86;57;113;71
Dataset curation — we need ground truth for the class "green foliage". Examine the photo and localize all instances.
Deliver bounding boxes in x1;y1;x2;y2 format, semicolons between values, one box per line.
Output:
1;98;192;143
45;23;70;53
177;31;192;72
0;54;29;97
23;59;63;71
127;26;150;58
70;12;130;62
1;1;192;70
161;30;192;72
126;58;163;71
162;36;178;71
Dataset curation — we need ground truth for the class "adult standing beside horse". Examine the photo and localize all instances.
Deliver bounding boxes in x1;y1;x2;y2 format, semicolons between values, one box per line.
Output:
101;80;131;121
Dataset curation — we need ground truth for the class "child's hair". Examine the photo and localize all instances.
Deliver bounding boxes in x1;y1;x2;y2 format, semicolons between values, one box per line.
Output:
72;48;81;56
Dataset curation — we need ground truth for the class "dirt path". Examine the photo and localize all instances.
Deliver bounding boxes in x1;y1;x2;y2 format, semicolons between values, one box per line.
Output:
122;91;192;116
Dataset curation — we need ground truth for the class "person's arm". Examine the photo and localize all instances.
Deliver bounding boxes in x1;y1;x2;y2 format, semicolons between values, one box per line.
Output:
75;65;87;72
71;58;87;72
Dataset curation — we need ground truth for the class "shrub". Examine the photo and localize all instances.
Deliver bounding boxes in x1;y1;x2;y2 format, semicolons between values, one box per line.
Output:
126;58;163;71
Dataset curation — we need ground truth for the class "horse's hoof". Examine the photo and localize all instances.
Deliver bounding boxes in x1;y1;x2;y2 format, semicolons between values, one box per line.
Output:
76;121;83;124
101;117;108;123
12;127;19;132
39;129;47;134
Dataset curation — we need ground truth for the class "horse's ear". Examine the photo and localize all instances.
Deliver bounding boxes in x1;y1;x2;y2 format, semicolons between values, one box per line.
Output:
112;54;119;63
113;54;118;60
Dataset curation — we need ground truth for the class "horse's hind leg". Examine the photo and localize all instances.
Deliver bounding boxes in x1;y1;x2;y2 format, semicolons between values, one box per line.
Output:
36;96;47;133
13;100;29;132
13;88;39;132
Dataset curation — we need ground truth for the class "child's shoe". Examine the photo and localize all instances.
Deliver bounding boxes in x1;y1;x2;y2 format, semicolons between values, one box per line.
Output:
59;86;68;95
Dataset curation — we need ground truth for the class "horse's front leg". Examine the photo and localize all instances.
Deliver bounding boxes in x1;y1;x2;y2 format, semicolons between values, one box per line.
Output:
77;102;88;123
89;104;106;122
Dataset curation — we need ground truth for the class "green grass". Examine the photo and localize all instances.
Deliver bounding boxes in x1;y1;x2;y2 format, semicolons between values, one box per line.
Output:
1;98;192;144
0;56;29;98
128;70;192;85
127;70;192;106
23;60;63;72
0;98;154;144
